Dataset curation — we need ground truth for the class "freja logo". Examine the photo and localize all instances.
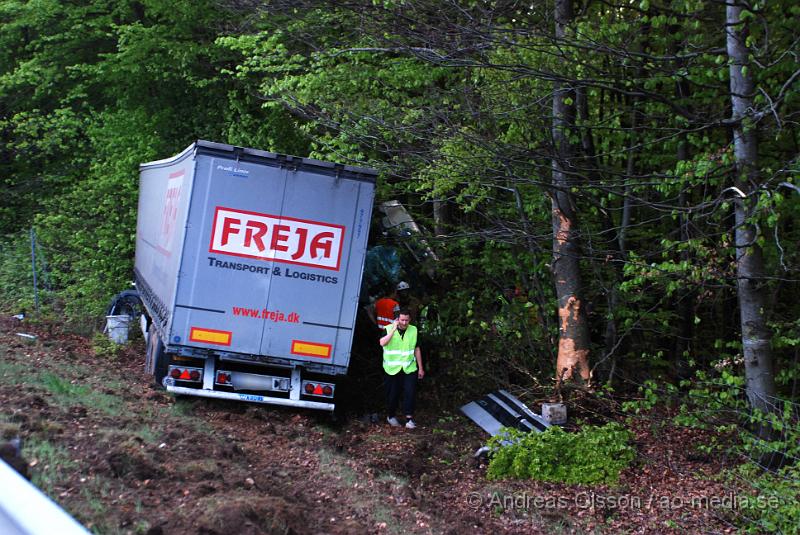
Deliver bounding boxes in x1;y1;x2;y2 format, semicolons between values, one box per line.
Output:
209;207;345;271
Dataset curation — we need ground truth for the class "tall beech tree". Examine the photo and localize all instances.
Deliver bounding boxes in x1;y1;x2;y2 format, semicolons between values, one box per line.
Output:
725;0;777;414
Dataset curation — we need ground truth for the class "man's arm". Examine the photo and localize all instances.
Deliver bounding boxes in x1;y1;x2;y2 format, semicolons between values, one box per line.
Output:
415;347;424;379
380;320;398;347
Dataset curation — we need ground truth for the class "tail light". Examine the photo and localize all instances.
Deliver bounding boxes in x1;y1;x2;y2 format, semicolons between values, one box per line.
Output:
216;371;232;385
167;366;203;383
301;381;335;398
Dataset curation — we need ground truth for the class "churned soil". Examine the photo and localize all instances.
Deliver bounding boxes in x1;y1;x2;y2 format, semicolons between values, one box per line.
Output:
0;316;744;534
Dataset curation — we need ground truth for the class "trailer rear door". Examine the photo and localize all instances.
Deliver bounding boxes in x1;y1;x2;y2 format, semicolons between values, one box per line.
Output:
259;165;371;368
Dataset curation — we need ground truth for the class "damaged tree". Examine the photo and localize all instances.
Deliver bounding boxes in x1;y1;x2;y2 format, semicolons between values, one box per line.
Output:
551;0;591;384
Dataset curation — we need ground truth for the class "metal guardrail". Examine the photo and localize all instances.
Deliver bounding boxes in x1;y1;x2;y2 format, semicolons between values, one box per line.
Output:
0;459;90;535
460;389;551;438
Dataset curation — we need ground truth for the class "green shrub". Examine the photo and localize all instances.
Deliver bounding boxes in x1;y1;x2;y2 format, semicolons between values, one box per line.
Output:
675;368;800;463
732;462;800;534
486;423;635;485
91;331;123;359
0;231;54;313
672;366;800;533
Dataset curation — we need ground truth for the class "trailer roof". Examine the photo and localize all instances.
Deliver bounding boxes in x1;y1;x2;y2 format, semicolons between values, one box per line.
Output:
139;140;378;183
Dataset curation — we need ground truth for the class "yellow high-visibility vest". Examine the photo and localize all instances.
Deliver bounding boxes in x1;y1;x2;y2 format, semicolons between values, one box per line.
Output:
382;325;418;375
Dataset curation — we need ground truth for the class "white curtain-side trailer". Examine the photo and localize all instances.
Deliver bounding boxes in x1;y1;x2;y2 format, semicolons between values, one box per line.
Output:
135;141;376;411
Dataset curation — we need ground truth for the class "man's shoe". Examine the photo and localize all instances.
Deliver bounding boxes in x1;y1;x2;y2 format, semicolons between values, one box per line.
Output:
387;416;401;427
405;419;417;429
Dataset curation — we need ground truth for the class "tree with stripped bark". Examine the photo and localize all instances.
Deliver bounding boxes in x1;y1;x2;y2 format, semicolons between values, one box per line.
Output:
551;0;591;383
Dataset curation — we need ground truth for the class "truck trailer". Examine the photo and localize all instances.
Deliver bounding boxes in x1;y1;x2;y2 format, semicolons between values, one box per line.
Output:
135;141;376;411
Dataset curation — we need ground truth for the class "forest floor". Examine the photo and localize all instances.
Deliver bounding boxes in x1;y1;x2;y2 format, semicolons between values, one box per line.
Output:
0;316;751;534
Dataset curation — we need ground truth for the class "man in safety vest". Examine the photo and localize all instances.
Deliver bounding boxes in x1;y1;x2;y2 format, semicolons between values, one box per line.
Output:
379;308;424;429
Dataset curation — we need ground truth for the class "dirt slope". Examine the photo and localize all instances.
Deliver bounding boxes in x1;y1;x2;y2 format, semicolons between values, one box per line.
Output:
0;317;739;534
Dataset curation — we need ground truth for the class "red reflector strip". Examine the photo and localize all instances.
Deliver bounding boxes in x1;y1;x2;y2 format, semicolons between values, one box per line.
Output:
190;327;232;346
291;340;331;359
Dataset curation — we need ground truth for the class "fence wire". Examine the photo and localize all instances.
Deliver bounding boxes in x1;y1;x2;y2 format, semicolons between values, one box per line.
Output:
0;228;53;314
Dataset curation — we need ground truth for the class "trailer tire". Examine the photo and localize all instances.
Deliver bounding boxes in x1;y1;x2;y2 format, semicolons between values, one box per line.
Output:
145;324;168;388
106;290;144;321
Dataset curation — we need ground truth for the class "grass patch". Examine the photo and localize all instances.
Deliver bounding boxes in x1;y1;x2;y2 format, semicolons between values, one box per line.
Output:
23;438;76;496
170;397;200;417
0;358;27;378
190;493;297;534
376;472;409;486
0;359;126;416
136;400;216;438
22;437;130;534
318;448;359;486
102;426;161;448
175;458;218;477
132;520;151;534
38;372;124;416
317;448;424;534
74;478;127;535
0;420;22;439
79;480;111;516
131;424;160;445
371;504;408;535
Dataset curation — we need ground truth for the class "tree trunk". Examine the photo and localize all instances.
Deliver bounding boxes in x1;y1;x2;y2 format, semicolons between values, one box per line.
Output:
674;75;694;380
604;96;638;385
552;0;590;383
726;1;777;415
576;85;624;385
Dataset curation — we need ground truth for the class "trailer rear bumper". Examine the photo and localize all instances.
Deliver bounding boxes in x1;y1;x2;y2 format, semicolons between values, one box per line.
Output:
166;385;335;411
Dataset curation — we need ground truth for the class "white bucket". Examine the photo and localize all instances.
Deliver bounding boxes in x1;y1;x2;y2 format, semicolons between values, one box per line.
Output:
105;315;132;344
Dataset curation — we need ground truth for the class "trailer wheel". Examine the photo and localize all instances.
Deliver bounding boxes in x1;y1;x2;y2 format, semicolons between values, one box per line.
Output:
145;323;168;388
106;290;144;321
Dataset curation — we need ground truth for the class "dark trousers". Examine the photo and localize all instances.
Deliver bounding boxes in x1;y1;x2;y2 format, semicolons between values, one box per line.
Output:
384;370;418;417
